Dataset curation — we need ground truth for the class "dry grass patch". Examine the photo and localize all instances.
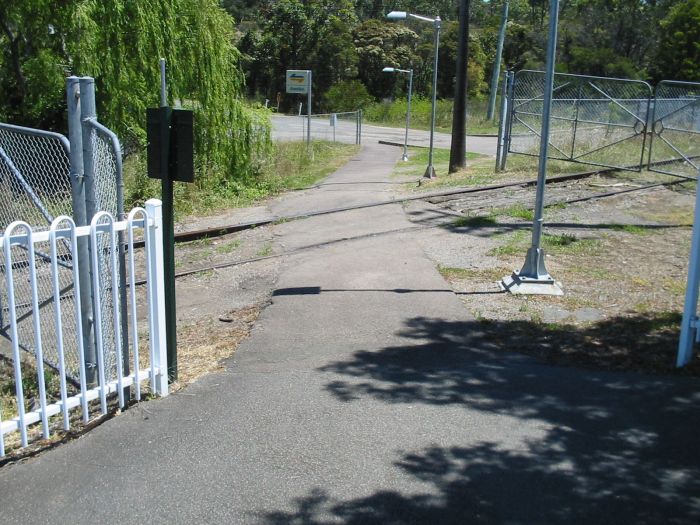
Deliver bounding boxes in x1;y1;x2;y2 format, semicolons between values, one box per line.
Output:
173;303;265;387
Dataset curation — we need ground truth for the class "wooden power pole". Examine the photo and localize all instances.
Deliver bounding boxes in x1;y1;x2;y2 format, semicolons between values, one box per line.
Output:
449;0;470;173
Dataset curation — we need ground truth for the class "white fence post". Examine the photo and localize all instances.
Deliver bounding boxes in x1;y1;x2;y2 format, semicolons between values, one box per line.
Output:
677;169;700;367
146;199;168;396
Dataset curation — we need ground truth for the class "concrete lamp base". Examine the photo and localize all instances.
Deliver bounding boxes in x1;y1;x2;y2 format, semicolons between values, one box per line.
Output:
500;271;564;296
424;165;437;179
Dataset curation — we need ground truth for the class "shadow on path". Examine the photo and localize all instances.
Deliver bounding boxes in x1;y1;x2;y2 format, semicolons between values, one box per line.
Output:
264;315;700;524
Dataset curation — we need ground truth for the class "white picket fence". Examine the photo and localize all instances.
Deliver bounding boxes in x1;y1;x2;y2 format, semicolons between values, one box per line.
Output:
0;199;168;456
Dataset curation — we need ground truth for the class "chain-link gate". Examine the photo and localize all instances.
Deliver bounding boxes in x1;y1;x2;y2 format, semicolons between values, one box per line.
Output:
0;77;125;386
0;124;81;383
506;70;652;171
648;80;700;180
84;119;126;384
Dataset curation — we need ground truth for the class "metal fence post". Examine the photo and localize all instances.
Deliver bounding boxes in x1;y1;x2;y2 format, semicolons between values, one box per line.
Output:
79;78;97;221
487;0;509;122
145;199;169;396
359;109;363;145
501;71;515;171
677;168;700;367
496;71;509;171
68;77;97;385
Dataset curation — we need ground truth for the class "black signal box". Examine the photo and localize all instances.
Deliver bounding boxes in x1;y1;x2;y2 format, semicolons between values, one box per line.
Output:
147;107;194;183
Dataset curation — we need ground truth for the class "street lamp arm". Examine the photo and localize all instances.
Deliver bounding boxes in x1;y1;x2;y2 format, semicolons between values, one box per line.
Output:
387;11;440;26
408;13;439;24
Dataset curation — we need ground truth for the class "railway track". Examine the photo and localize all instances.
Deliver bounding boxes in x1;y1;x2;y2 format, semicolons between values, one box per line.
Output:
127;161;694;285
157;164;691;248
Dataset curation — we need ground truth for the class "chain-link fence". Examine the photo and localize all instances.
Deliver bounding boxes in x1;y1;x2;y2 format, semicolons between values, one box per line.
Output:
0;78;125;385
0;124;72;230
292;111;362;144
85;120;126;382
648;81;700;180
0;124;81;382
507;70;652;171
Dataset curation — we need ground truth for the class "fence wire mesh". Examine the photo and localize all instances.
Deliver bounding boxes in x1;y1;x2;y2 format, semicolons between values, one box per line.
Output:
89;122;122;215
297;112;361;144
508;70;652;171
0;125;79;382
0;120;124;385
87;122;125;382
649;81;700;180
0;124;72;230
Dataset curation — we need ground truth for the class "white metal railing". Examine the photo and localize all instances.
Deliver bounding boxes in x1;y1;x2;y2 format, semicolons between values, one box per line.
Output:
678;169;700;367
0;199;167;457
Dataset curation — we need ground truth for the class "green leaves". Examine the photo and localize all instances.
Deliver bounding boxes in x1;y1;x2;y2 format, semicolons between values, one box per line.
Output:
655;0;700;82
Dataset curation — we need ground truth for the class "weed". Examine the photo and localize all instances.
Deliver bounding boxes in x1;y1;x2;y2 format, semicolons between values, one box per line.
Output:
453;215;497;228
610;224;649;235
215;239;242;255
542;234;601;255
256;243;273;257
662;278;686;296
500;204;534;221
488;230;529;257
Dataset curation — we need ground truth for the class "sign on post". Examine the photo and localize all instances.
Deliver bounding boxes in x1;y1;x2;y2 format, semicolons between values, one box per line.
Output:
286;70;311;94
286;70;312;146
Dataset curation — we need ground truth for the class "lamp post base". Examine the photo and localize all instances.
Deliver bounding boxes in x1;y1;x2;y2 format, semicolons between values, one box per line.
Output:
424;165;437;179
500;271;564;296
402;153;409;161
501;247;563;295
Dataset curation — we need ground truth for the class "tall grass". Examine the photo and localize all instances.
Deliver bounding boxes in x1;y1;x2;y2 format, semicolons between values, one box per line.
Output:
122;141;359;219
363;97;499;135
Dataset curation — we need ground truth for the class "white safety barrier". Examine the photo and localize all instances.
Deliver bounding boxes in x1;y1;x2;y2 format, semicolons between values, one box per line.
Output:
678;170;700;367
0;199;167;456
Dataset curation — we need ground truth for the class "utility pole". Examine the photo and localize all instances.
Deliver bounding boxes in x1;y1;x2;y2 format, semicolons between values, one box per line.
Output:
449;0;470;173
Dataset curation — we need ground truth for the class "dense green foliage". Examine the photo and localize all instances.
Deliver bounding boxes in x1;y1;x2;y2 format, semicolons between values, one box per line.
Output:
0;0;270;185
2;0;698;194
231;0;696;111
655;0;700;81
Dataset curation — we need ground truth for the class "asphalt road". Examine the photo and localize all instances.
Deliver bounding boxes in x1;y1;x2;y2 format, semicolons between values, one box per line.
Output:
272;114;498;156
0;143;698;524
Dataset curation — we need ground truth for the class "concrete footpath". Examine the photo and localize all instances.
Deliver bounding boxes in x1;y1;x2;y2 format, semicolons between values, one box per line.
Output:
1;144;700;524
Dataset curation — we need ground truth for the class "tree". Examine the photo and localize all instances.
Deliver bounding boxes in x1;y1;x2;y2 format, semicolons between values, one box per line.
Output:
438;21;488;99
354;19;419;99
241;0;359;110
324;80;375;111
655;0;700;81
0;1;74;128
0;0;269;183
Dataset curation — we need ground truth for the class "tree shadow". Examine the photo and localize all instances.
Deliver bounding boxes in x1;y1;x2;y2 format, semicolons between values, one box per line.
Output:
263;315;700;524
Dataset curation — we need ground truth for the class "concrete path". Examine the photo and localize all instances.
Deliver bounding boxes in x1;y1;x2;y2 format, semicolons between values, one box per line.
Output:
1;144;699;524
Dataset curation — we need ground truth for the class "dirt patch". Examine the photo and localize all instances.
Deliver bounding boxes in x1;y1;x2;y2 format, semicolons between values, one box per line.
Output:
407;176;700;377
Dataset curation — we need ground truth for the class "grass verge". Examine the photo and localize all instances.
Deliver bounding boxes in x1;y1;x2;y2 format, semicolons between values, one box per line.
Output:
363;97;500;135
123;141;360;220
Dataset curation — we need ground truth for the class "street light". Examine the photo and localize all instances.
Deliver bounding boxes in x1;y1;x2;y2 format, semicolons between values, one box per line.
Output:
387;11;441;179
501;0;562;296
382;67;414;161
486;1;509;121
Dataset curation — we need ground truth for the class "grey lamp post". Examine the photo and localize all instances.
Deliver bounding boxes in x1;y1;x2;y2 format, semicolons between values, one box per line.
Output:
387;11;441;179
501;0;563;296
382;67;414;161
486;1;509;121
